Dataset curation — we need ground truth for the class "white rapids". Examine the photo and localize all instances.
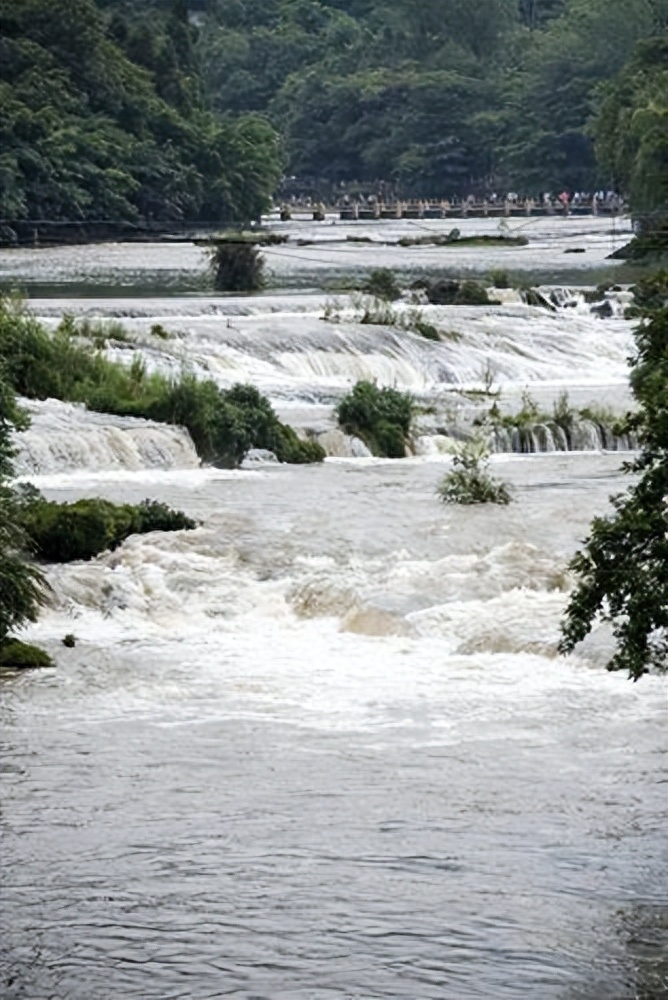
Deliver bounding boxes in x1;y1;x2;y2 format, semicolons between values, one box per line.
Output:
1;216;665;1000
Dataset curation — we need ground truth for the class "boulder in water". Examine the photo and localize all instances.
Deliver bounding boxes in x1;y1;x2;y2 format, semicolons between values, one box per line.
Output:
590;299;614;318
519;287;557;311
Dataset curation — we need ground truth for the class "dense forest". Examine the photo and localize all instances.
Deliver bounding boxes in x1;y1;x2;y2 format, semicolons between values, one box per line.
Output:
0;0;666;224
0;0;282;224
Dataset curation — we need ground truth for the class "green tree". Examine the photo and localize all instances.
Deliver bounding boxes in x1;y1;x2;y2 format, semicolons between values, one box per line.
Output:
337;380;413;457
593;35;668;226
501;0;661;192
559;291;668;679
0;0;282;224
0;374;49;644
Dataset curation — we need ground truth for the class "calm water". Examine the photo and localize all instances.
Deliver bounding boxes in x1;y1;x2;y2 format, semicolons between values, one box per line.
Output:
1;219;666;999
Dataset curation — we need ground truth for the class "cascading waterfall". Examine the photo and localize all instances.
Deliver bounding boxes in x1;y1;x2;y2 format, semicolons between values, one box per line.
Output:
29;287;634;407
14;399;200;476
488;418;636;454
2;220;665;1000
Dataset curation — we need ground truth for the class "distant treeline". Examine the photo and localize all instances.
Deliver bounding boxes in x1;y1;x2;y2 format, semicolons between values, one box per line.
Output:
196;0;666;212
0;0;665;225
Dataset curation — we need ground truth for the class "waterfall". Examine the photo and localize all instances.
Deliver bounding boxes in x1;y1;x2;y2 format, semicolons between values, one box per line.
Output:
487;417;634;455
14;399;200;476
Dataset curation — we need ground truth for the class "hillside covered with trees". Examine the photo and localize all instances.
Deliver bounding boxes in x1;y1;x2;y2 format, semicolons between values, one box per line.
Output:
197;0;667;203
0;0;665;224
0;0;282;224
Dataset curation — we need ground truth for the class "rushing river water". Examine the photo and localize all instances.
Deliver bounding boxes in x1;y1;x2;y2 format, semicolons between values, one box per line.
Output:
1;217;666;999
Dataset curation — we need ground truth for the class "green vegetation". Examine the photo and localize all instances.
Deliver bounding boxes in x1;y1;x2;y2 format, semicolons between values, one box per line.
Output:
0;639;54;670
2;0;663;221
0;297;324;467
490;269;510;289
324;294;445;341
482;391;626;447
209;239;265;292
0;374;50;649
61;633;76;648
438;439;512;505
611;221;668;263
0;0;282;224
150;323;172;341
397;234;527;248
195;0;664;196
559;285;668;679
18;495;196;563
337;381;413;458
412;319;441;341
365;269;401;301
200;232;289;291
594;36;668;229
426;279;496;306
626;270;668;316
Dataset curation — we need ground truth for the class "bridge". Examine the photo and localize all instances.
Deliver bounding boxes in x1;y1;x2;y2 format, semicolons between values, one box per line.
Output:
334;199;622;222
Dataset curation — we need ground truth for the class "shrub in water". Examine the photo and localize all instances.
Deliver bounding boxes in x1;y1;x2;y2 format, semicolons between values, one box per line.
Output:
20;495;196;563
365;268;401;301
208;237;265;292
134;499;196;534
150;323;171;340
455;280;494;305
0;639;54;669
490;269;509;289
412;319;440;341
438;439;512;505
426;278;494;306
337;381;413;458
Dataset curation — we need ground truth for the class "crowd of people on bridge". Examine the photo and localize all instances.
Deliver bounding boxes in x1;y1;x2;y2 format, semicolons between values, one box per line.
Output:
277;188;624;213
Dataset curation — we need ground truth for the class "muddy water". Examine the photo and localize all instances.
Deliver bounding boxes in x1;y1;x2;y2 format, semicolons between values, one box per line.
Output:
1;220;666;999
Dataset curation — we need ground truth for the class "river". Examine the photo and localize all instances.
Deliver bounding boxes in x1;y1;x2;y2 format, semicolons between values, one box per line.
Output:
1;216;666;999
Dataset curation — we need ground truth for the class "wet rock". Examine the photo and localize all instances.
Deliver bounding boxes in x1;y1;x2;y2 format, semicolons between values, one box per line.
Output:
590;299;614;318
520;287;557;311
316;429;372;458
241;448;279;465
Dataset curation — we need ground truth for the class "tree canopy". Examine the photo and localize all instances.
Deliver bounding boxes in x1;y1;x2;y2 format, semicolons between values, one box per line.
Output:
0;373;49;644
196;0;667;196
559;278;668;680
593;35;668;226
0;0;282;223
0;0;666;217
